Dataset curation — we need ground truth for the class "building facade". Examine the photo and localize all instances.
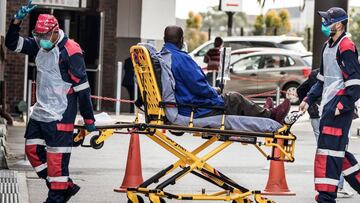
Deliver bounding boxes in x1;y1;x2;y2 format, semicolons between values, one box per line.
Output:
1;0;176;112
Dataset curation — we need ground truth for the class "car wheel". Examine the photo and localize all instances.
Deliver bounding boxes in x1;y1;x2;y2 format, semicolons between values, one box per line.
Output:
283;83;300;104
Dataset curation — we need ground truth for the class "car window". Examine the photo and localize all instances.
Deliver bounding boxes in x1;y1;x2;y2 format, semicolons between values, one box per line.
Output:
263;55;295;69
263;55;280;69
231;54;244;64
250;41;276;48
196;43;214;56
287;56;296;66
279;41;307;52
226;41;252;50
302;55;313;66
232;56;262;73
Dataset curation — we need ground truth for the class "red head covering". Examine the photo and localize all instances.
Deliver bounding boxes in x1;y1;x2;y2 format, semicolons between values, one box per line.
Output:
34;14;59;34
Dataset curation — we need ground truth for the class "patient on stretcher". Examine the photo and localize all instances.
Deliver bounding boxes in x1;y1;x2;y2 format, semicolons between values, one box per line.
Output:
133;28;290;133
157;26;290;128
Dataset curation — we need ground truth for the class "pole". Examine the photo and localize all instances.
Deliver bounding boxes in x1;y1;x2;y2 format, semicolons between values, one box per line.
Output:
134;78;138;115
212;71;216;86
208;27;211;41
116;62;122;116
276;85;280;106
26;80;32;124
312;0;348;69
23;55;28;102
96;11;105;111
226;12;234;36
307;27;311;52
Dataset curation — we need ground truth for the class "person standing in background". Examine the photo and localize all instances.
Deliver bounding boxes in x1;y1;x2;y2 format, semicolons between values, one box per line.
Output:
204;37;223;86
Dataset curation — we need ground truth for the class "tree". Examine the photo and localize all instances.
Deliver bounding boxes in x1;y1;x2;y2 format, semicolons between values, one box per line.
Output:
349;8;360;49
278;9;291;34
200;6;247;37
186;11;203;29
265;10;281;35
255;9;291;35
254;15;264;35
185;12;208;52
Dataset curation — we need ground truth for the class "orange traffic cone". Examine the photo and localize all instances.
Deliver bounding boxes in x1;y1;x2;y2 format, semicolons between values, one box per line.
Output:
114;133;144;193
262;139;295;196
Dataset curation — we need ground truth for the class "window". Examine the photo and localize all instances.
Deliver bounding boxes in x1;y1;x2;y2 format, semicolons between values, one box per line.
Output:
232;56;262;73
250;41;276;48
196;43;214;56
263;55;295;69
226;41;252;50
286;56;296;66
302;55;313;66
279;41;307;52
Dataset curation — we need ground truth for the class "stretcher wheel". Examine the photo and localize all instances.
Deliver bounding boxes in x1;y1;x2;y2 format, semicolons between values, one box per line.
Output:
127;195;144;203
90;135;104;149
72;133;84;147
169;130;185;136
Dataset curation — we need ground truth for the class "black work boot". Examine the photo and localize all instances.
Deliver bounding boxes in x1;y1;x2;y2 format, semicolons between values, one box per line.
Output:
64;184;80;202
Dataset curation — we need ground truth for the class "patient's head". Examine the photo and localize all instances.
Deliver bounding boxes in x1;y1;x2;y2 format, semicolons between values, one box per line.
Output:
164;26;184;50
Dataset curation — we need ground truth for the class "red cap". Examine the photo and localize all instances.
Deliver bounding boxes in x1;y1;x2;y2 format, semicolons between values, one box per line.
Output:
34;14;59;34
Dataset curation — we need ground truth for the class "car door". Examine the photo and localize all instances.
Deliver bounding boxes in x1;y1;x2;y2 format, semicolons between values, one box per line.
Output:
256;54;295;94
225;55;263;95
256;54;283;94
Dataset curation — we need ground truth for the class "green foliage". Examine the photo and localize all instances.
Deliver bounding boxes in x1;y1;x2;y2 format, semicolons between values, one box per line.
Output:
200;6;247;37
185;12;208;52
278;9;291;34
186;11;203;29
349;8;360;49
254;15;265;35
254;9;291;35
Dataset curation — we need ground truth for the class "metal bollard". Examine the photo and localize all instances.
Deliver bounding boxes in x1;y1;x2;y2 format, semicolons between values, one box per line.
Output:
212;71;216;87
134;78;138;115
115;62;123;116
276;85;281;106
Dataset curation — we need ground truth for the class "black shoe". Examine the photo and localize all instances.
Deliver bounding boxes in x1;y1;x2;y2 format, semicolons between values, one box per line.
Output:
270;99;291;123
64;184;80;202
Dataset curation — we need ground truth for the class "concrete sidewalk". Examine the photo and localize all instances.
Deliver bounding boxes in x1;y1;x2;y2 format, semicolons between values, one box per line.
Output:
3;113;360;203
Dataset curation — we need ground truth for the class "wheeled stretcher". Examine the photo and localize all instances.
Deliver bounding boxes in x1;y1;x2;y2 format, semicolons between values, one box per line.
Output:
73;45;302;203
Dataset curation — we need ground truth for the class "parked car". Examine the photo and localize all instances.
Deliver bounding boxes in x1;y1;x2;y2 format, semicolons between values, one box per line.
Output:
190;36;308;68
223;49;312;104
202;47;281;72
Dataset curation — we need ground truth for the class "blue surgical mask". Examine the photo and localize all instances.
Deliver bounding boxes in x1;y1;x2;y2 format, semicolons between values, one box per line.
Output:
39;39;54;50
321;24;331;37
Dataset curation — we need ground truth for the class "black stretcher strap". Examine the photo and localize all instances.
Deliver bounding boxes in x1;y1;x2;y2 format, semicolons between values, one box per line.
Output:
159;101;226;111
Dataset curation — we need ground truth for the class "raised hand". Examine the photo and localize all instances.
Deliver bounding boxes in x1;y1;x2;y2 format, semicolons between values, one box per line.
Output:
15;0;37;20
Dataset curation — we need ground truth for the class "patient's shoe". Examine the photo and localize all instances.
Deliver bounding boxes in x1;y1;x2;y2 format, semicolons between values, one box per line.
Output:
270;99;290;123
264;97;274;109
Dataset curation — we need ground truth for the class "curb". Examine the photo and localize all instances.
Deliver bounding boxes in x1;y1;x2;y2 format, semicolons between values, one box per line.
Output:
0;123;8;169
17;172;29;203
0;170;21;203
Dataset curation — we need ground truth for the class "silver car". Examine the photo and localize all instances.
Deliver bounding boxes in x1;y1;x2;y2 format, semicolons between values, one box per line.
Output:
190;36;307;69
223;49;312;103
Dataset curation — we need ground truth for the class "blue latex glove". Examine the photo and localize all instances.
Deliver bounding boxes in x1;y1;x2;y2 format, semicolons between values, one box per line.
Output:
15;0;37;20
85;123;96;132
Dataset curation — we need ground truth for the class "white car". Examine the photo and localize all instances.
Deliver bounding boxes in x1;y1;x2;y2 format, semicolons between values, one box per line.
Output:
190;36;308;68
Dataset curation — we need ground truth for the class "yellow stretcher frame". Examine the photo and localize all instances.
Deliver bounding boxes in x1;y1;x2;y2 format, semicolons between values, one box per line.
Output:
73;45;298;203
